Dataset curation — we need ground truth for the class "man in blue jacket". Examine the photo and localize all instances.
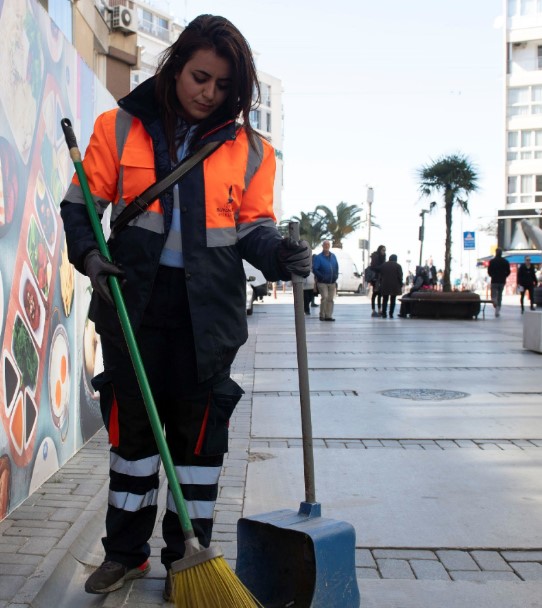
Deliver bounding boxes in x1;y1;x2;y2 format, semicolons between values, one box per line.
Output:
313;240;339;321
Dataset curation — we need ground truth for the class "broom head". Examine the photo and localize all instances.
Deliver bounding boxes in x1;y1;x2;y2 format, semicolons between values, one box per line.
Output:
171;544;262;607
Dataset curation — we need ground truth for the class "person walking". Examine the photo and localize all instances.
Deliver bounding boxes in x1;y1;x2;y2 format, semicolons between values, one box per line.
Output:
59;14;310;600
303;268;316;315
369;245;386;317
517;256;538;313
488;248;511;317
313;240;339;321
379;254;403;318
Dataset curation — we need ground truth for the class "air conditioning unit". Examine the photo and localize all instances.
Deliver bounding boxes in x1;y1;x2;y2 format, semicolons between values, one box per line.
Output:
111;6;137;34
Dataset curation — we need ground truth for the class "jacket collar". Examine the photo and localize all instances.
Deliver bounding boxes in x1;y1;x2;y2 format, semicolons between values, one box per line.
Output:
117;76;237;144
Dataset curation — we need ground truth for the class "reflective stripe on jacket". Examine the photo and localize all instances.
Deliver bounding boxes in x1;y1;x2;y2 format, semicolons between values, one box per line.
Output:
60;77;285;381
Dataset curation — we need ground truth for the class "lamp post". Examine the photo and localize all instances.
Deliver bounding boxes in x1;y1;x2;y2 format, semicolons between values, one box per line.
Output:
366;187;374;257
418;202;436;266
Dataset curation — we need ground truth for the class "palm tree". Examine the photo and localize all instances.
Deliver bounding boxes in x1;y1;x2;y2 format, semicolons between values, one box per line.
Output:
314;201;362;248
279;211;327;249
417;153;479;292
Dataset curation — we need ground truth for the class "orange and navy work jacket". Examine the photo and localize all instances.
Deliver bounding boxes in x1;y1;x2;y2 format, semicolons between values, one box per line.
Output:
60;77;285;381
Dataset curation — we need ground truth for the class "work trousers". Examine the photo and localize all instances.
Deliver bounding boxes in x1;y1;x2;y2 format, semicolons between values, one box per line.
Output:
318;282;336;319
93;267;243;571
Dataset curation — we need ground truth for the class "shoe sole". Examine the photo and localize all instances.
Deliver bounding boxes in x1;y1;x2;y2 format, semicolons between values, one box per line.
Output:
85;562;151;594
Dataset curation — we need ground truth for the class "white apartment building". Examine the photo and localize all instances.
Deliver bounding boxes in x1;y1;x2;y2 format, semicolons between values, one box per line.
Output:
126;1;285;221
501;0;542;255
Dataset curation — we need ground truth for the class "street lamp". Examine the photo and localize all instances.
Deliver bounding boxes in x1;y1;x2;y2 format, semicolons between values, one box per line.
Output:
366;187;374;257
418;202;436;266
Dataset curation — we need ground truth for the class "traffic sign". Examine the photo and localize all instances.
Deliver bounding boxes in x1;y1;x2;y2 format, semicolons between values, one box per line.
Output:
463;231;476;250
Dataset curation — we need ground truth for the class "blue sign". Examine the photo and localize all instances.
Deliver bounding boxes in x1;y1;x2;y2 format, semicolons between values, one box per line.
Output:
463;231;476;250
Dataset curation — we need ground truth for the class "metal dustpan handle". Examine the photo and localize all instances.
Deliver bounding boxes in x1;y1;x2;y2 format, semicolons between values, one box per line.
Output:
288;222;320;516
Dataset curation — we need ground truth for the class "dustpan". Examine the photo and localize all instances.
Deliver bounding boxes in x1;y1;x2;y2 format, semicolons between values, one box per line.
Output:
236;223;360;608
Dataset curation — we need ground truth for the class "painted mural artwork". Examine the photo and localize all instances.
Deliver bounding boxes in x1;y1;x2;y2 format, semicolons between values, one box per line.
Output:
0;0;115;519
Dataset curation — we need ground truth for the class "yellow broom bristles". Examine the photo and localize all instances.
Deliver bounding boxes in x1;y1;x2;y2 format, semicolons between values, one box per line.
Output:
172;554;263;608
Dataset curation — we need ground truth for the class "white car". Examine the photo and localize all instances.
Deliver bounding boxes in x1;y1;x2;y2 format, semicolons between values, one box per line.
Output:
243;261;267;315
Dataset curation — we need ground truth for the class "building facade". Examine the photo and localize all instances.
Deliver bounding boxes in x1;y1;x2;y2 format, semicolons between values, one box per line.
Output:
501;0;542;256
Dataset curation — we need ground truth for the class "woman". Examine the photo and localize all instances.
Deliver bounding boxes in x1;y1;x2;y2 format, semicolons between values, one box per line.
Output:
369;245;386;317
518;256;538;313
60;15;310;599
379;254;403;318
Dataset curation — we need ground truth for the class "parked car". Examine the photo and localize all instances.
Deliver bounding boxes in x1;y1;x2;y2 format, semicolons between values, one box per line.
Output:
243;260;267;315
331;248;364;294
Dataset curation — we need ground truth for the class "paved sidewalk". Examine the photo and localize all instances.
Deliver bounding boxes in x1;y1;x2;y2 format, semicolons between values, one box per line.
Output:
2;292;542;607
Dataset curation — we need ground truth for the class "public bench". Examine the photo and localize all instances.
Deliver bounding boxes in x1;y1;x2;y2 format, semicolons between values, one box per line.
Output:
398;291;493;320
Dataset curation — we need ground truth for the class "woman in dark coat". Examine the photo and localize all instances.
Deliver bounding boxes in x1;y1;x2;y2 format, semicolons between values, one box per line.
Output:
517;256;538;313
369;245;386;317
379;254;403;318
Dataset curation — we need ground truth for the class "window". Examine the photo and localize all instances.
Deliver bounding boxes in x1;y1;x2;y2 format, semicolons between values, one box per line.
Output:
521;0;536;14
508;176;518;193
261;84;272;107
538;46;542;69
266;112;272;133
249;109;261;130
507;129;542;159
507;86;542;116
507;175;542;204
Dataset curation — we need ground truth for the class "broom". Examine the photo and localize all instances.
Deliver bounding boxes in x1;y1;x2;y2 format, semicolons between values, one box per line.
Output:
61;118;261;608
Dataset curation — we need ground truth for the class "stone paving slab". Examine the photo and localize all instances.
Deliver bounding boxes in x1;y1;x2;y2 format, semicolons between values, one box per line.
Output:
358;579;542;608
255;350;540;368
251;395;542;439
242;447;542;548
253;367;542;393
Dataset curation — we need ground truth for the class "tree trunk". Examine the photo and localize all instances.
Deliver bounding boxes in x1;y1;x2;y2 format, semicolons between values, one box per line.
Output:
443;188;453;292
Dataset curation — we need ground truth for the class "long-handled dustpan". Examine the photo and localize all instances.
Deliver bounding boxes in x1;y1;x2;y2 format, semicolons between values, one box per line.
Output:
236;223;360;608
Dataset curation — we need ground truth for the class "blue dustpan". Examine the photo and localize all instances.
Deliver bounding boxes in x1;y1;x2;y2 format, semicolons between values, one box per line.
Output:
236;223;360;608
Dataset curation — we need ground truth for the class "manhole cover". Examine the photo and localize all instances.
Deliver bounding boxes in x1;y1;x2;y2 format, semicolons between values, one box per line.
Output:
381;389;469;401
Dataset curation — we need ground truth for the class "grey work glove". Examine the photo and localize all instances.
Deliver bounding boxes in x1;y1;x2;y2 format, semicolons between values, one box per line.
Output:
277;238;312;278
84;249;125;307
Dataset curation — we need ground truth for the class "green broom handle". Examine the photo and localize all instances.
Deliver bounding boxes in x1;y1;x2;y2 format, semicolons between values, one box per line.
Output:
288;222;316;504
60;118;196;540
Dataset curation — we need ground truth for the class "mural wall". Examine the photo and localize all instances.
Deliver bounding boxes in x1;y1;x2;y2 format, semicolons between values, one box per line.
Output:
0;0;115;519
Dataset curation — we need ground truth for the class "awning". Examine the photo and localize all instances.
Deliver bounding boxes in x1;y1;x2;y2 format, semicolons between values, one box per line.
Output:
504;253;542;264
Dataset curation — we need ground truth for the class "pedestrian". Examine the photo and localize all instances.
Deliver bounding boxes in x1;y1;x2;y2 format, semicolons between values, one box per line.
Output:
369;245;386;317
313;240;339;321
60;14;310;600
309;253;319;309
487;248;511;317
303;268;316;314
517;256;538;313
379;254;403;318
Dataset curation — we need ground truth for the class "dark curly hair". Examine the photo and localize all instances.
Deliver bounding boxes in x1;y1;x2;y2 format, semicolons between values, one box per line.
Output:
154;14;260;159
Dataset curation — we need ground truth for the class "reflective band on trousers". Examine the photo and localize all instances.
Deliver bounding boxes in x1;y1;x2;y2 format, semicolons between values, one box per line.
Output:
167;493;215;520
175;465;222;485
109;488;159;512
110;452;161;477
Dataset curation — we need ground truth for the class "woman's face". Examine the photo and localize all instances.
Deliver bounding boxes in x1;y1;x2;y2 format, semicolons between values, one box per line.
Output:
175;48;232;124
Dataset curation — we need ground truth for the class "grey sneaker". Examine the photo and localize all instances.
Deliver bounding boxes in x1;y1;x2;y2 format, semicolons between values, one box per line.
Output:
85;560;150;594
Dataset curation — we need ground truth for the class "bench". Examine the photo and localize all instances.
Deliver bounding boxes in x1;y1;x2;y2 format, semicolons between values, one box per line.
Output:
398;291;493;320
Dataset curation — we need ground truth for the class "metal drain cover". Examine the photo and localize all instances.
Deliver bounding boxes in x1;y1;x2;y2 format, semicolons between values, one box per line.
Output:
381;388;469;401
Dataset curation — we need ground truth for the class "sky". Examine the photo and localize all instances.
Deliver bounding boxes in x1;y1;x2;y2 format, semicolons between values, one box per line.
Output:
172;0;504;278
